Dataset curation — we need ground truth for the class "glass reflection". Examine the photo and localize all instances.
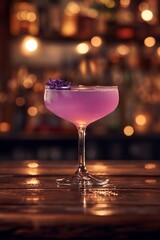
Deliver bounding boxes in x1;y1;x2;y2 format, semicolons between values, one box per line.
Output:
80;187;118;216
145;179;157;184
22;175;42;213
26;177;40;186
144;163;156;170
27;161;39;175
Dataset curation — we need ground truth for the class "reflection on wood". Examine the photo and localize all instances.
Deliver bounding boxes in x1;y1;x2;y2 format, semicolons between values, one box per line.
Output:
0;160;160;239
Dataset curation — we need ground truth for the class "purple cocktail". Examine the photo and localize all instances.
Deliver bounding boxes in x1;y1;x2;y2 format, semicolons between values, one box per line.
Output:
44;80;119;187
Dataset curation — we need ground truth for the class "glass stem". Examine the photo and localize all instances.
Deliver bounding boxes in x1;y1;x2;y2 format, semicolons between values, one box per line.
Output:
77;126;87;173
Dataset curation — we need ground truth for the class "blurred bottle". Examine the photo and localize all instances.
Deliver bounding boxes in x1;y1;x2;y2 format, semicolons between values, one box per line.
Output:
10;0;39;36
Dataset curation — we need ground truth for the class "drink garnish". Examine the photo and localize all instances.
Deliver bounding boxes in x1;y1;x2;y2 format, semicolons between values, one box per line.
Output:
45;78;71;90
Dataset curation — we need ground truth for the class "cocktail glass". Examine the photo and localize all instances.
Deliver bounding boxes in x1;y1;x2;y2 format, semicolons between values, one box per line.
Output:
44;83;119;188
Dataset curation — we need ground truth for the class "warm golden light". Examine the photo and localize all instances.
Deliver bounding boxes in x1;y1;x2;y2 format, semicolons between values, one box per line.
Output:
144;36;156;47
120;0;130;8
61;2;79;37
76;43;89;54
145;179;157;184
11;2;39;35
157;47;160;56
91;163;108;173
23;78;33;89
0;122;10;132
17;11;37;22
22;36;38;53
28;74;37;83
102;0;116;8
144;163;156;170
141;10;153;21
61;17;77;36
26;178;40;185
28;162;39;168
91;36;102;47
123;125;134;136
135;114;147;126
90;207;113;216
26;197;40;202
28;106;38;116
79;60;87;75
66;2;80;14
25;38;38;52
116;44;130;56
27;162;39;176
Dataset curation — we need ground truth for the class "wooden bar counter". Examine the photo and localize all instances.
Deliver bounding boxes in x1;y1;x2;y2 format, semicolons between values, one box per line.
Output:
0;160;160;239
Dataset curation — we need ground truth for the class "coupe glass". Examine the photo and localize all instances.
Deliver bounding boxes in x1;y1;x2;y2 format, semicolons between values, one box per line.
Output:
44;85;119;187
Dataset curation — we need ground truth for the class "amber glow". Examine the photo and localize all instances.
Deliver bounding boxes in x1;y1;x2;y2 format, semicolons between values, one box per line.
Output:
123;125;134;136
61;2;79;37
120;0;130;8
22;36;38;53
157;47;160;56
145;179;157;184
11;2;39;35
28;106;38;116
135;114;147;126
66;2;80;14
91;36;102;47
26;178;40;185
23;78;33;89
90;206;114;216
144;163;156;169
27;162;39;175
0;122;10;132
101;0;116;8
144;37;156;47
91;163;108;173
116;44;129;56
28;74;37;83
28;162;39;168
17;11;36;22
141;10;153;21
76;43;89;54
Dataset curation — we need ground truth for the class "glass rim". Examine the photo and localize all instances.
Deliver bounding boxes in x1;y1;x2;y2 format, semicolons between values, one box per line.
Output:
45;85;118;91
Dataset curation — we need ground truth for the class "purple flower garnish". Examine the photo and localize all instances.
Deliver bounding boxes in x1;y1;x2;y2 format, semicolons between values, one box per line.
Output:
45;78;71;90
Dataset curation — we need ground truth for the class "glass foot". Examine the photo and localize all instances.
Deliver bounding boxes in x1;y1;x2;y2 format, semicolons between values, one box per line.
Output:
56;169;109;188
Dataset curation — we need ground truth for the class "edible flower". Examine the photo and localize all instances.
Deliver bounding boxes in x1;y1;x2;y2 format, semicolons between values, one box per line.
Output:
45;78;71;90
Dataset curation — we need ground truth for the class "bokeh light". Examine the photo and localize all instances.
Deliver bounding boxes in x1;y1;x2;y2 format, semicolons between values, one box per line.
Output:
28;162;39;168
91;36;102;47
144;36;156;47
144;163;156;170
120;0;130;8
116;44;130;56
123;125;134;136
135;114;147;126
22;36;38;53
28;106;38;116
141;10;153;22
66;1;80;14
0;122;11;132
76;43;89;54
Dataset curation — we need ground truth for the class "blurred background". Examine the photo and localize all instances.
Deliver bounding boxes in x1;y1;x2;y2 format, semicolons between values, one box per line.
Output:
0;0;160;161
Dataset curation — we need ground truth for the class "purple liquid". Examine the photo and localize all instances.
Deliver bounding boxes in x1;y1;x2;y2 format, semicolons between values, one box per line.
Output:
44;86;119;127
